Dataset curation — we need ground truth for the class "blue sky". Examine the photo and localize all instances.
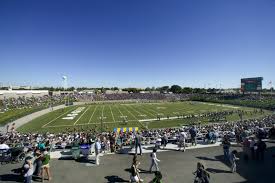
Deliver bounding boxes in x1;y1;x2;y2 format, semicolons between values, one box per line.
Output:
0;0;275;88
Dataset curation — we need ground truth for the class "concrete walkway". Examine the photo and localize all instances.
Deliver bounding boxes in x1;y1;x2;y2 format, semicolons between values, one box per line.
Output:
50;141;226;159
0;102;85;133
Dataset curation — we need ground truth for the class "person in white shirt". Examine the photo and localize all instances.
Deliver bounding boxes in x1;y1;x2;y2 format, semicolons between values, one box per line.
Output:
149;148;160;173
178;132;187;152
95;139;101;165
0;141;10;150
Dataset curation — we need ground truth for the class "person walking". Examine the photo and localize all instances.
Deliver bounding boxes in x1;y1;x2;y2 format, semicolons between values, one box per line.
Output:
256;138;266;161
230;150;239;173
41;150;51;182
23;156;34;183
193;162;210;183
149;148;160;173
95;138;101;165
130;156;143;182
149;171;163;183
178;131;187;152
222;136;231;161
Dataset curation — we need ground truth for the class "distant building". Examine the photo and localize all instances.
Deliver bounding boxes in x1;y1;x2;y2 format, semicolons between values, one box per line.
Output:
0;90;49;99
150;91;161;94
78;90;95;94
105;90;128;94
52;91;75;95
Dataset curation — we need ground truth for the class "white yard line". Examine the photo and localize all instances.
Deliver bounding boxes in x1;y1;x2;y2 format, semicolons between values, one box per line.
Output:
109;105;116;122
42;107;76;128
115;105;124;116
46;120;138;128
74;106;90;125
135;105;156;117
145;105;161;114
122;105;147;129
88;105;98;124
122;105;139;120
101;105;105;117
128;105;143;115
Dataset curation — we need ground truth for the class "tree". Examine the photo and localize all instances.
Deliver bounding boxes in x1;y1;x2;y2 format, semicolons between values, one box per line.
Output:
182;87;193;94
170;85;182;94
160;86;170;93
145;87;151;91
112;87;119;91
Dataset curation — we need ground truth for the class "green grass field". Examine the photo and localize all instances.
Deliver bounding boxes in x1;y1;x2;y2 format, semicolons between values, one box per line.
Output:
18;101;271;133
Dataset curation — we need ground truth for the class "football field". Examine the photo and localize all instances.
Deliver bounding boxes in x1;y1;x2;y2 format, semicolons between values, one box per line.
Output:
18;101;269;133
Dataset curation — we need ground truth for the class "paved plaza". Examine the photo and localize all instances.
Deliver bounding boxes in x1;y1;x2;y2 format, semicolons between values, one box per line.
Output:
1;142;275;183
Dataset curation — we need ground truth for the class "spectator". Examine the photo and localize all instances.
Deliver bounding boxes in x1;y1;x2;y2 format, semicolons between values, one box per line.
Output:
135;132;142;155
0;140;10;150
130;156;143;182
242;138;250;161
222;136;231;161
23;156;34;183
230;150;239;173
256;138;266;161
149;171;163;183
178;131;187;152
269;124;275;139
189;126;197;146
38;141;46;151
249;137;256;160
161;133;168;149
193;162;210;183
41;150;51;181
95;138;101;165
149;148;160;173
33;149;43;177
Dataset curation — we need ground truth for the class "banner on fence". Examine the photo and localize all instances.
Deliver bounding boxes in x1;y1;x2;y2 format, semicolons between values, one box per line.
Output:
113;127;138;133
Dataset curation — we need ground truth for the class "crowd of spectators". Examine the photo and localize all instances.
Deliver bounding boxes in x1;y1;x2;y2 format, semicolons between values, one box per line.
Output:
76;93;191;102
191;93;275;110
0;95;72;112
0;113;274;182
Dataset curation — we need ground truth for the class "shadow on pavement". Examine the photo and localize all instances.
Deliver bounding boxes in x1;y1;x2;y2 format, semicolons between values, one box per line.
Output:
206;168;232;174
104;175;129;183
196;156;219;161
214;144;275;183
124;168;151;174
0;174;22;182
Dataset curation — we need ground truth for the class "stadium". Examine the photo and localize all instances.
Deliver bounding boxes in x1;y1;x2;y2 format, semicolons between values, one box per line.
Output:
1;1;275;183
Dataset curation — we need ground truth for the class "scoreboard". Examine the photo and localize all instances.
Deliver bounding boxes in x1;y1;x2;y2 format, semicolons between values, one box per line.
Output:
241;77;263;92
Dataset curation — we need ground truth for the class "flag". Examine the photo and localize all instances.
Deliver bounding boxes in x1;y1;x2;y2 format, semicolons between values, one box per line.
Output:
268;81;272;85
